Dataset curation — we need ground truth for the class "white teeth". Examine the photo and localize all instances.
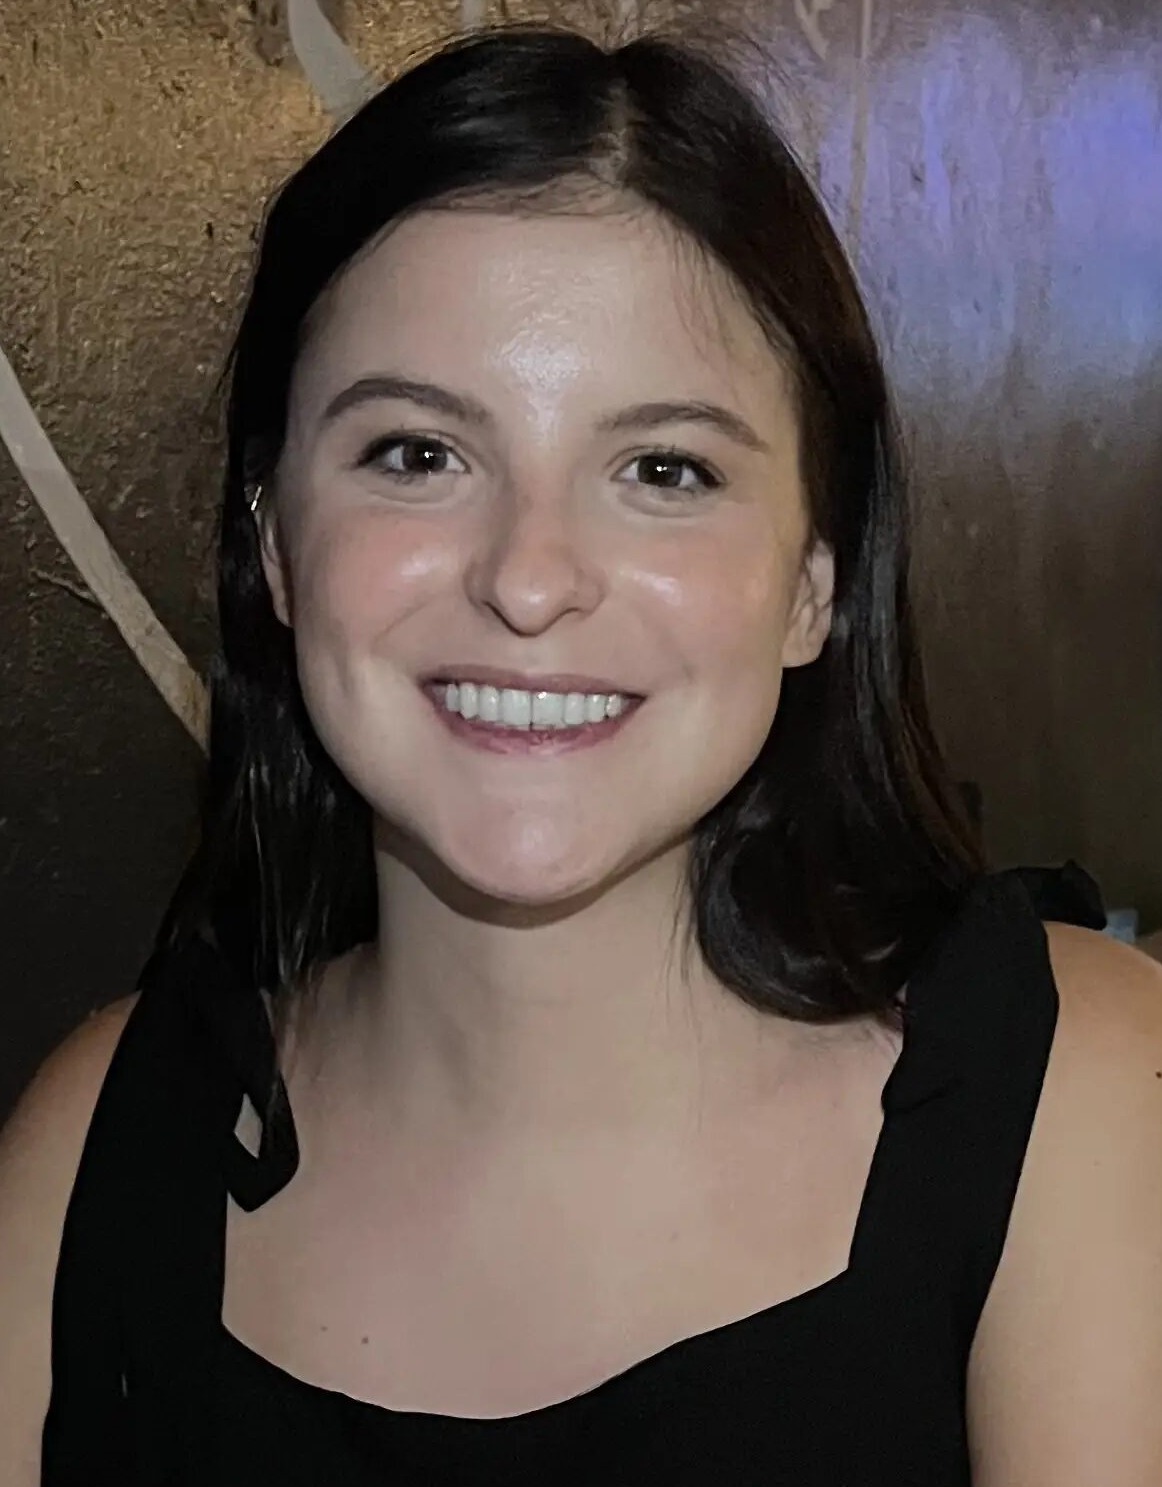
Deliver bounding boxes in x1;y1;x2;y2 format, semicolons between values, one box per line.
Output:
531;691;565;728
562;692;587;727
500;688;533;728
478;685;500;722
439;682;634;732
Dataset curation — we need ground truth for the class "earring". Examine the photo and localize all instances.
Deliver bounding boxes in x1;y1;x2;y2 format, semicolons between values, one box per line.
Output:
247;481;263;515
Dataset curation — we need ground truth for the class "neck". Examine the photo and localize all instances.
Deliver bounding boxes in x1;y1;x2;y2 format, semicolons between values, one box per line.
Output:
318;833;802;1140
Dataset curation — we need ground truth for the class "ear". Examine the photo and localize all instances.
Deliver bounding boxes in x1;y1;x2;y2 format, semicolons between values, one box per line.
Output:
253;491;294;629
781;539;834;668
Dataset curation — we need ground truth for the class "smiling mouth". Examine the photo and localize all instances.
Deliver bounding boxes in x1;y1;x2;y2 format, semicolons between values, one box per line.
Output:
420;678;645;754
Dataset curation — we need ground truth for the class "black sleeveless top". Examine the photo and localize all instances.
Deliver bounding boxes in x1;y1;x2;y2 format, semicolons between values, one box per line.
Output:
41;865;1105;1486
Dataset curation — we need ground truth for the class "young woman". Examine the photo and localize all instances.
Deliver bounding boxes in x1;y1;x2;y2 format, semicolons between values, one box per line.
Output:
3;25;1160;1486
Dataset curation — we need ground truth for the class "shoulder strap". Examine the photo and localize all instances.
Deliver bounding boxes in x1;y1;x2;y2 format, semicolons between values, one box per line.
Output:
848;863;1104;1348
42;938;299;1486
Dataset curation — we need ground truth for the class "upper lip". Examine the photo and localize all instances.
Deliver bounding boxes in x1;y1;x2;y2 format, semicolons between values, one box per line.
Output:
422;665;644;697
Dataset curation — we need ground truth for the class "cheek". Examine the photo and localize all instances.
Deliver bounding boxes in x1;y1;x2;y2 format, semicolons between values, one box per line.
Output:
283;512;462;798
638;531;797;689
289;512;455;645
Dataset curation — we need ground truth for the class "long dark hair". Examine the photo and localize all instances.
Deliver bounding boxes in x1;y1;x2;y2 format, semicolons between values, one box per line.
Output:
154;25;981;1025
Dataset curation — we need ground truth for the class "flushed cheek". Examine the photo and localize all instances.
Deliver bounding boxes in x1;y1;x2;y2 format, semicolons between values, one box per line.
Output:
632;547;793;692
715;573;796;686
284;516;458;795
290;513;459;644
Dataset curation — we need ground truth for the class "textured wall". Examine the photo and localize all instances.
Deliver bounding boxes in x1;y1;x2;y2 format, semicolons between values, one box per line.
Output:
2;0;1160;1118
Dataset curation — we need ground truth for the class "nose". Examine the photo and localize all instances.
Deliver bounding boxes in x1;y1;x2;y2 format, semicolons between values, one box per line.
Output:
464;482;605;636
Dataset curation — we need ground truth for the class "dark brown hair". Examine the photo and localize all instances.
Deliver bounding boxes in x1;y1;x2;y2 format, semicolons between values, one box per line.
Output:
154;25;981;1024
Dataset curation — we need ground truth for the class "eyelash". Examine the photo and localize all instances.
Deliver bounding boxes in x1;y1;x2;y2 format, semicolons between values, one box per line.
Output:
356;434;465;484
356;434;725;498
620;448;725;496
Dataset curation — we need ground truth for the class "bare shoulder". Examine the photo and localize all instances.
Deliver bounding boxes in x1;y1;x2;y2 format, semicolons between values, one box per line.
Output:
967;923;1162;1485
1045;918;1162;1049
985;922;1162;1255
0;995;137;1484
0;994;138;1184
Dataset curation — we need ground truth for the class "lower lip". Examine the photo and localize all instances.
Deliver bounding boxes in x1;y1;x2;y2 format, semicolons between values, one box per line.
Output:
422;686;644;755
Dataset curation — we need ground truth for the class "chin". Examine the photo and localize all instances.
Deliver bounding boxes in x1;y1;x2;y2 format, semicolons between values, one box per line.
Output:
434;824;691;922
379;810;630;916
447;846;617;914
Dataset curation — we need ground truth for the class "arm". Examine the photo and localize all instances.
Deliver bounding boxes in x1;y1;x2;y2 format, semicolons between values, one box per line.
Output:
967;925;1162;1485
0;999;135;1486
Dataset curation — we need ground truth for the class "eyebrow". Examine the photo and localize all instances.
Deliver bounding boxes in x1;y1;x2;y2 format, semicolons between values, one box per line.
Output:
596;401;769;453
321;376;493;427
320;376;770;453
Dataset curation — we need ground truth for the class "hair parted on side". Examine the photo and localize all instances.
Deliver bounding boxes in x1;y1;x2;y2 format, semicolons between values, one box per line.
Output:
151;23;982;1027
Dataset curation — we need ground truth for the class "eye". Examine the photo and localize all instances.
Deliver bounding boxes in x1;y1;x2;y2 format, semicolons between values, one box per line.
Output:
616;450;724;498
358;434;469;483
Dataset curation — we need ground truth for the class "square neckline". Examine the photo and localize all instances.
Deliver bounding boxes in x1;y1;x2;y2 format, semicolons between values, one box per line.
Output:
217;1260;860;1429
210;874;1044;1427
216;1024;914;1426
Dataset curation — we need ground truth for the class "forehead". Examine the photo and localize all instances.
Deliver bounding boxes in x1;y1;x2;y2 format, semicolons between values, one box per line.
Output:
295;206;792;415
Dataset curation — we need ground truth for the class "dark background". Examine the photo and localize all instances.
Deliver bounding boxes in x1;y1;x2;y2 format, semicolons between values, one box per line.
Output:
2;0;1160;1119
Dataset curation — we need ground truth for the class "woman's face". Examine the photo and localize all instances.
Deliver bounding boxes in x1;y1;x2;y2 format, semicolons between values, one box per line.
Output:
263;204;833;907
